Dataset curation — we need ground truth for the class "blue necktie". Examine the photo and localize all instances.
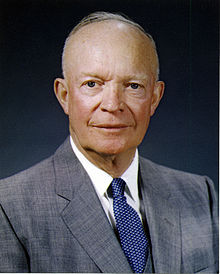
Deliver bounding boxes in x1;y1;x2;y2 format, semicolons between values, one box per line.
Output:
111;178;149;273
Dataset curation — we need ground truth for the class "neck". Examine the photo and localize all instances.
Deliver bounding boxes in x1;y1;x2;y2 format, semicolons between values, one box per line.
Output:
85;149;136;178
71;137;136;178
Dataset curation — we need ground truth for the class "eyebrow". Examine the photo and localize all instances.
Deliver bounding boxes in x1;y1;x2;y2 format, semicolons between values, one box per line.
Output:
80;72;102;78
80;72;149;81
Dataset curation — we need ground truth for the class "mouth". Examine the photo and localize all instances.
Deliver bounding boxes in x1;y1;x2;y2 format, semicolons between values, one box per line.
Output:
90;124;131;132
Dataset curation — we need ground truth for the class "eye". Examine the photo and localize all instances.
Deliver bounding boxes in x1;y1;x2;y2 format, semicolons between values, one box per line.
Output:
86;81;96;88
130;83;139;89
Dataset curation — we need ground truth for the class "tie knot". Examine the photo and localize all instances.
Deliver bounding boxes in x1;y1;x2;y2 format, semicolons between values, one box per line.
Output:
111;178;126;198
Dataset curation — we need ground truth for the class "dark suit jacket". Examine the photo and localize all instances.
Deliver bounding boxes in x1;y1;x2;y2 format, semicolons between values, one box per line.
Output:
0;138;218;273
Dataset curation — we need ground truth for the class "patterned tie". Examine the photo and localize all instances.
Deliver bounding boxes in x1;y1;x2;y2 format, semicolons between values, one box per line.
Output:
111;178;149;273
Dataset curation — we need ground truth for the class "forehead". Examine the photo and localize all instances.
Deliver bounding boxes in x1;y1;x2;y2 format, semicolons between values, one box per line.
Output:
63;21;157;76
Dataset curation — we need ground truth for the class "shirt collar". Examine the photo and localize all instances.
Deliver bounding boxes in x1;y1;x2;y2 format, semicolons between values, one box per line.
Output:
70;136;139;201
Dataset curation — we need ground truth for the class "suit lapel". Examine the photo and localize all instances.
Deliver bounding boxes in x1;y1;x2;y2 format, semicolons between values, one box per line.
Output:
139;158;181;274
53;138;132;273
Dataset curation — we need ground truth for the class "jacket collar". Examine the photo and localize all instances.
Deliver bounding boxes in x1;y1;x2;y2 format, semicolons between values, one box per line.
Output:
53;138;132;272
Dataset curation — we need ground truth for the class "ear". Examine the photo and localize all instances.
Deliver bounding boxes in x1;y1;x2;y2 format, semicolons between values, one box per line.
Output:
150;81;165;116
54;78;69;115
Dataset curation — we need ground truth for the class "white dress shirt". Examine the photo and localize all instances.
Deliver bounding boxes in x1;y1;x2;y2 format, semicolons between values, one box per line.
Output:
70;136;142;228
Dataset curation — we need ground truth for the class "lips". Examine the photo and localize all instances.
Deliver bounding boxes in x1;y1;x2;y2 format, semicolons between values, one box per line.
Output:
91;123;130;128
89;123;132;133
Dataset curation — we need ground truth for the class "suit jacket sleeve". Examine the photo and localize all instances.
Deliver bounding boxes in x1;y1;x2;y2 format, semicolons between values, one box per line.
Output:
0;204;29;272
205;176;219;270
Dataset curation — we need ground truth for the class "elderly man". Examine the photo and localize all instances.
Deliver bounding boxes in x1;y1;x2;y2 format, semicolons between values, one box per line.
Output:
0;12;218;273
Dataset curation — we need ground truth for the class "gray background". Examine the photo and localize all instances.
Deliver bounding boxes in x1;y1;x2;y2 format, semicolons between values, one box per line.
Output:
0;0;218;191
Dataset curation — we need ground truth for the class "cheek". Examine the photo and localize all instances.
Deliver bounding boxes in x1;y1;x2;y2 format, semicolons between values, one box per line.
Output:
68;92;92;122
131;100;152;126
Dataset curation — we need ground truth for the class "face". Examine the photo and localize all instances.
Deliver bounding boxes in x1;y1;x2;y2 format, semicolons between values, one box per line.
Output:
55;21;164;157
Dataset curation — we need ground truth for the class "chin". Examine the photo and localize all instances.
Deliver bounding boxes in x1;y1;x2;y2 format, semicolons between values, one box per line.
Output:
89;141;133;156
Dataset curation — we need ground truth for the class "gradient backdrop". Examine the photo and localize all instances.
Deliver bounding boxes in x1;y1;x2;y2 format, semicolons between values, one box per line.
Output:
0;0;218;191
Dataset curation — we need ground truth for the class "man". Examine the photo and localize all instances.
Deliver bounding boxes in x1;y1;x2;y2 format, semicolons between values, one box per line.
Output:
0;12;218;273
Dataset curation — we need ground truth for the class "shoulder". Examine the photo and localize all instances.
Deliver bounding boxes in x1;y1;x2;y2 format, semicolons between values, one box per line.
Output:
0;155;55;204
0;155;58;237
0;137;81;209
139;155;207;179
139;156;217;205
0;138;72;200
0;139;66;203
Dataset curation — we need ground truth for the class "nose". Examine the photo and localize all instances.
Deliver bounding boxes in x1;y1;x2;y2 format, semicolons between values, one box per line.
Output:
100;84;124;113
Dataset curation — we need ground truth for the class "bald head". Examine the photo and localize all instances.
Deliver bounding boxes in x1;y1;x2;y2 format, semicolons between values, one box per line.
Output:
62;12;159;80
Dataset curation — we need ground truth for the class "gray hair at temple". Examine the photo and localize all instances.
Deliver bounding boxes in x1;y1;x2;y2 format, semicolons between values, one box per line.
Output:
62;11;160;79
